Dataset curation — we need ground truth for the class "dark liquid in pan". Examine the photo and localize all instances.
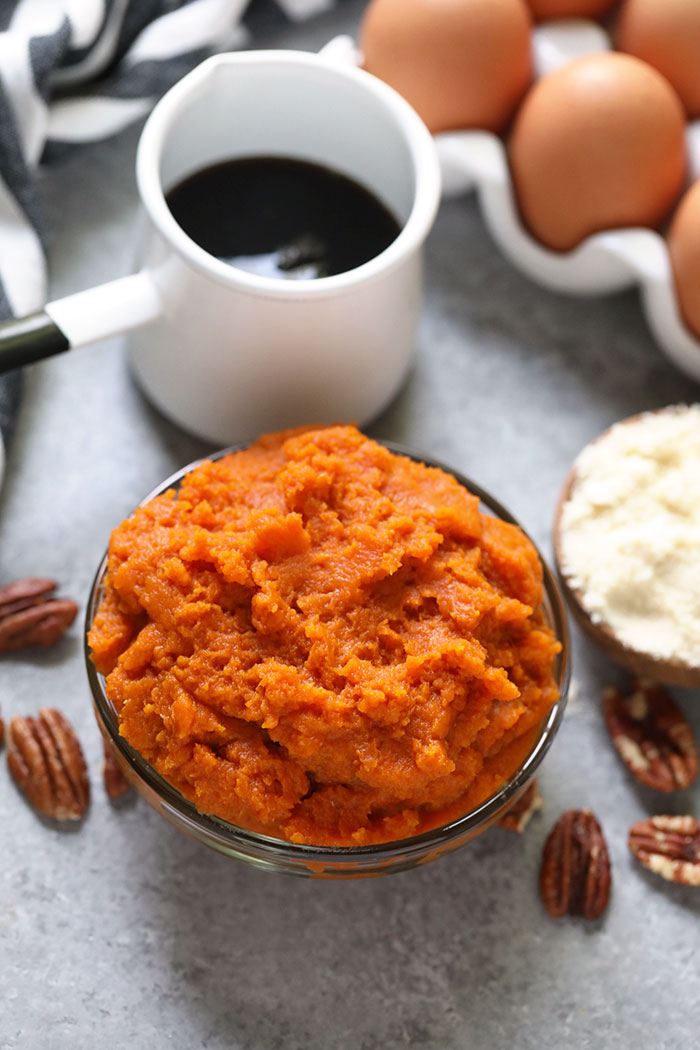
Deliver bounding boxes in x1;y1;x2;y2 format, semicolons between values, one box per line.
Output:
165;156;402;280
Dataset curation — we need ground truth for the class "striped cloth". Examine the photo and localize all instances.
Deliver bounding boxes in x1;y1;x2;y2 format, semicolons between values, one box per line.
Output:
0;0;350;478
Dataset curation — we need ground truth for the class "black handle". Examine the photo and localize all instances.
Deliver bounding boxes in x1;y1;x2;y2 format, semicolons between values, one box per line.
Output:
0;311;70;374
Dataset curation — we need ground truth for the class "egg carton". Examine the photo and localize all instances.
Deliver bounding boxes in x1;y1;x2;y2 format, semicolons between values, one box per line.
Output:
320;24;700;384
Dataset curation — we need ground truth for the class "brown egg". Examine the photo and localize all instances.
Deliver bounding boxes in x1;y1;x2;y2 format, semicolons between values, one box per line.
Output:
617;0;700;118
509;53;687;252
527;0;616;18
668;181;700;341
360;0;533;134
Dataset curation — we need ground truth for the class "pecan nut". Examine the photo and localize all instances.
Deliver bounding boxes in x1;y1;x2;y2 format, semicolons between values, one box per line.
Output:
0;578;78;653
0;577;55;615
539;809;611;920
102;741;130;800
603;681;698;792
628;815;700;886
7;708;90;820
498;779;543;833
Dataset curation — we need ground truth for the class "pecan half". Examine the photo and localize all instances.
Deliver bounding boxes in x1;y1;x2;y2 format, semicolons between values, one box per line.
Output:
628;816;700;886
540;809;611;920
7;709;90;820
0;578;78;653
0;577;55;615
102;741;130;800
498;779;543;833
603;681;698;792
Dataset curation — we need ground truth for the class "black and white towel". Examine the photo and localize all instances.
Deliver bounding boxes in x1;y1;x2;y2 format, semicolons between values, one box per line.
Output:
0;0;352;480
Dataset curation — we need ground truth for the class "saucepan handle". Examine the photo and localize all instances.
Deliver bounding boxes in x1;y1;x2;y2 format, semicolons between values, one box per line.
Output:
0;272;160;374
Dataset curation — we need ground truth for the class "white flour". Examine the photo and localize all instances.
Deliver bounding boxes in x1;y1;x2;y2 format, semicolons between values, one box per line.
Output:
560;404;700;666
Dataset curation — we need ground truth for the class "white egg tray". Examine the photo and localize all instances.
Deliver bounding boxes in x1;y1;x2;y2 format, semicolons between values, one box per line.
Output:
321;23;700;383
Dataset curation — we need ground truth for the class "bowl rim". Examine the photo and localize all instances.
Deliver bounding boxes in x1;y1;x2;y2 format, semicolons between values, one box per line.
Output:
85;439;570;860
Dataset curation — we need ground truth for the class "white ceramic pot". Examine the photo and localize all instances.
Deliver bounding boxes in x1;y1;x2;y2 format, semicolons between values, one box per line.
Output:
0;50;441;445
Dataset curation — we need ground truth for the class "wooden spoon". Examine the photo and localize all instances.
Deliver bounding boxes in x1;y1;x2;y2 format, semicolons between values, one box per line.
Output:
553;432;700;690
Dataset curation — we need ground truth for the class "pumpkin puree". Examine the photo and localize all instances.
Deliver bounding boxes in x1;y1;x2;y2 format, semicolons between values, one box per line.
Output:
89;426;560;846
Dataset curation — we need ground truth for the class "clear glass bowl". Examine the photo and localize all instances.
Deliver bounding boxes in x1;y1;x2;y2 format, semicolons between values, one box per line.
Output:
85;443;570;879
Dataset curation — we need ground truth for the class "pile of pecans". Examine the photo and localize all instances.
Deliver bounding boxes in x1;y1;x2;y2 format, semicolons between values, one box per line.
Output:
0;577;130;819
499;679;700;919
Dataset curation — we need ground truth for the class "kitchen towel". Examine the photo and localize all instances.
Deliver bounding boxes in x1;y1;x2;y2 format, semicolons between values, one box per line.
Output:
0;0;351;481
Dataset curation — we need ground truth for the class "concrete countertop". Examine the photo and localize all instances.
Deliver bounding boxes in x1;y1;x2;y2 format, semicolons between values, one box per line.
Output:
2;4;699;1048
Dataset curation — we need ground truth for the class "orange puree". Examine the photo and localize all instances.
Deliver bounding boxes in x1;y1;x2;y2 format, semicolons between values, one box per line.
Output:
89;426;560;846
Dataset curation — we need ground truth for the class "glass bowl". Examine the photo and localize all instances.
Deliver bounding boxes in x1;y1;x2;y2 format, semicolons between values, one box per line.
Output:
85;442;570;879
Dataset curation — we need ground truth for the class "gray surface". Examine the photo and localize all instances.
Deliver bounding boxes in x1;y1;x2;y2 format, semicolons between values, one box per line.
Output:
2;5;700;1048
